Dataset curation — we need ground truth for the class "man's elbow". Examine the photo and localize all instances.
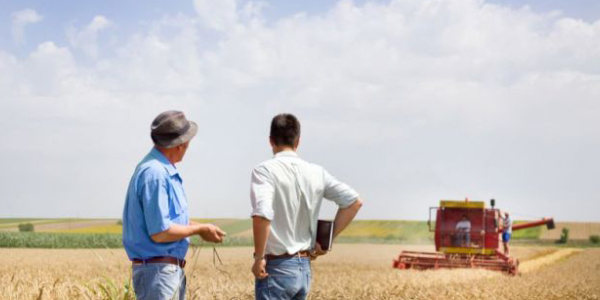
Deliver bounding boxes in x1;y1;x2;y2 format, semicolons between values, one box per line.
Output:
151;232;167;243
352;198;363;210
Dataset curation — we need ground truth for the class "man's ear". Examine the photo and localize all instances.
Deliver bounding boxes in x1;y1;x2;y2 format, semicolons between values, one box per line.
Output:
269;137;275;148
294;137;300;150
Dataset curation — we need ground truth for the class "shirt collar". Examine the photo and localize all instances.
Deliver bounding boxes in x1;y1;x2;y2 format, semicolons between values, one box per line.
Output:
274;150;299;158
150;148;179;177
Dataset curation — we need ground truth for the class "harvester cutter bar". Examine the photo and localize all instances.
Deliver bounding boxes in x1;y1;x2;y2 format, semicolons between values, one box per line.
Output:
393;250;517;275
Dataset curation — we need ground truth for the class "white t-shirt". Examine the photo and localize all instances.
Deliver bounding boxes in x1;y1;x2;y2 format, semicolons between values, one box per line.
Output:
250;151;359;255
455;220;471;232
504;216;513;234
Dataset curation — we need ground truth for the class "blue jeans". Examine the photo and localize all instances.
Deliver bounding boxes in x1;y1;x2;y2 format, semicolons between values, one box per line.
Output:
455;232;470;246
133;263;186;300
255;257;311;300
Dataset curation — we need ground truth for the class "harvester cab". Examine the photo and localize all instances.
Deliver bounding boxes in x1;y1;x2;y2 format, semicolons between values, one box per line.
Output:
393;198;555;275
431;199;501;256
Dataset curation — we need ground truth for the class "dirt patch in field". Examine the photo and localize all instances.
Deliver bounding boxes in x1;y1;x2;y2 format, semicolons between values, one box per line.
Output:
540;222;600;240
34;220;118;232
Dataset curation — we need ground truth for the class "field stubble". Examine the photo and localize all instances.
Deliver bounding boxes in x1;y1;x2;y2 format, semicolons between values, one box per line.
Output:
1;244;599;300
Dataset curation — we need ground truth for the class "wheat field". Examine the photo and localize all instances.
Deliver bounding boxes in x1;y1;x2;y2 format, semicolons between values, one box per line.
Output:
1;244;599;300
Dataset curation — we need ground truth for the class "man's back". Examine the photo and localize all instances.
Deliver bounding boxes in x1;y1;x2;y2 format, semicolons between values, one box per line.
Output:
251;151;358;255
251;113;363;300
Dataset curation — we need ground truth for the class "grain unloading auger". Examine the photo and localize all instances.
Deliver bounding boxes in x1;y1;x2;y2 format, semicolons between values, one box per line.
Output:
393;199;555;275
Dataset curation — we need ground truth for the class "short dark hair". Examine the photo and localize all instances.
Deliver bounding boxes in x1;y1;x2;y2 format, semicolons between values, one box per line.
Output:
270;113;301;147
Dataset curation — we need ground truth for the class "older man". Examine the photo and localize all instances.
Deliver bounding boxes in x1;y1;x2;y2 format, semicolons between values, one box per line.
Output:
251;113;363;300
123;110;226;300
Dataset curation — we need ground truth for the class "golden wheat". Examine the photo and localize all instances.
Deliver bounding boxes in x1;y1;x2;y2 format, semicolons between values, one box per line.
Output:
1;245;599;300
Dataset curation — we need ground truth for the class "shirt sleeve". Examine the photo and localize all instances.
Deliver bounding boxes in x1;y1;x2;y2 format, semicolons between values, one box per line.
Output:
323;168;359;208
139;174;172;236
250;165;275;220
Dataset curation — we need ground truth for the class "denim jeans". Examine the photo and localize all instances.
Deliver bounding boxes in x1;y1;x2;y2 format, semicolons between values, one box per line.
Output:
255;257;311;300
133;263;186;300
455;232;470;246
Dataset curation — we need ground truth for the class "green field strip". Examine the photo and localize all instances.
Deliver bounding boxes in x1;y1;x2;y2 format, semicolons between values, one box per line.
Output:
218;219;252;236
0;232;254;248
512;221;542;239
0;232;124;248
339;220;433;241
190;218;252;236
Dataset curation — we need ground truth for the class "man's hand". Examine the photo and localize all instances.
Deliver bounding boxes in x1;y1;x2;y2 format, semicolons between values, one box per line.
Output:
198;224;226;243
252;258;268;279
310;242;328;260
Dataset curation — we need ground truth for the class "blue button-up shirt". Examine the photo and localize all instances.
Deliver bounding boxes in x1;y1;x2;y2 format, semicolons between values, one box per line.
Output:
122;148;190;260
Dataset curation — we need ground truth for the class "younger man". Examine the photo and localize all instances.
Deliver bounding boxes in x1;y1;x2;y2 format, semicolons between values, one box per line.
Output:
250;113;363;300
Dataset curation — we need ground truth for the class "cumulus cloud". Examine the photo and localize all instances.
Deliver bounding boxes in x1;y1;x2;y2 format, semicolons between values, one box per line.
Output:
10;9;43;44
1;0;600;220
194;0;238;30
67;15;113;58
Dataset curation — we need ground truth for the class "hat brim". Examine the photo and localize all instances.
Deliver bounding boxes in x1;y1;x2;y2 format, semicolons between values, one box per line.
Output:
159;121;198;148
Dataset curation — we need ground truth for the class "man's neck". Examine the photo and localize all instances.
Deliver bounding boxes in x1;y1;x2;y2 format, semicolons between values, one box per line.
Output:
156;147;178;165
272;146;296;155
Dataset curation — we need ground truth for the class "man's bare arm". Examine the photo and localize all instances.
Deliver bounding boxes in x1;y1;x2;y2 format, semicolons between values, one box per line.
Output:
252;216;271;279
151;223;226;243
252;216;270;257
333;198;363;239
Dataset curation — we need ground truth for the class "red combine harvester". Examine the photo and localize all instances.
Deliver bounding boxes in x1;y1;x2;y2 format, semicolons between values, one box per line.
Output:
393;199;555;275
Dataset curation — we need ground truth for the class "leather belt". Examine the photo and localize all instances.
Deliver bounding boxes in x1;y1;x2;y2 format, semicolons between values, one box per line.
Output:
265;250;311;261
132;256;186;268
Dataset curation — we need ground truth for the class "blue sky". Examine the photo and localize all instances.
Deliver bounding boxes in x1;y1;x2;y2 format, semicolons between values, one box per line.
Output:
2;0;599;55
0;0;599;221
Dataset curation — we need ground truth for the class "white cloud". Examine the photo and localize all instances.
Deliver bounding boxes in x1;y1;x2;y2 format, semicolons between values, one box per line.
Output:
10;9;43;44
1;0;600;220
194;0;238;31
67;15;113;58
